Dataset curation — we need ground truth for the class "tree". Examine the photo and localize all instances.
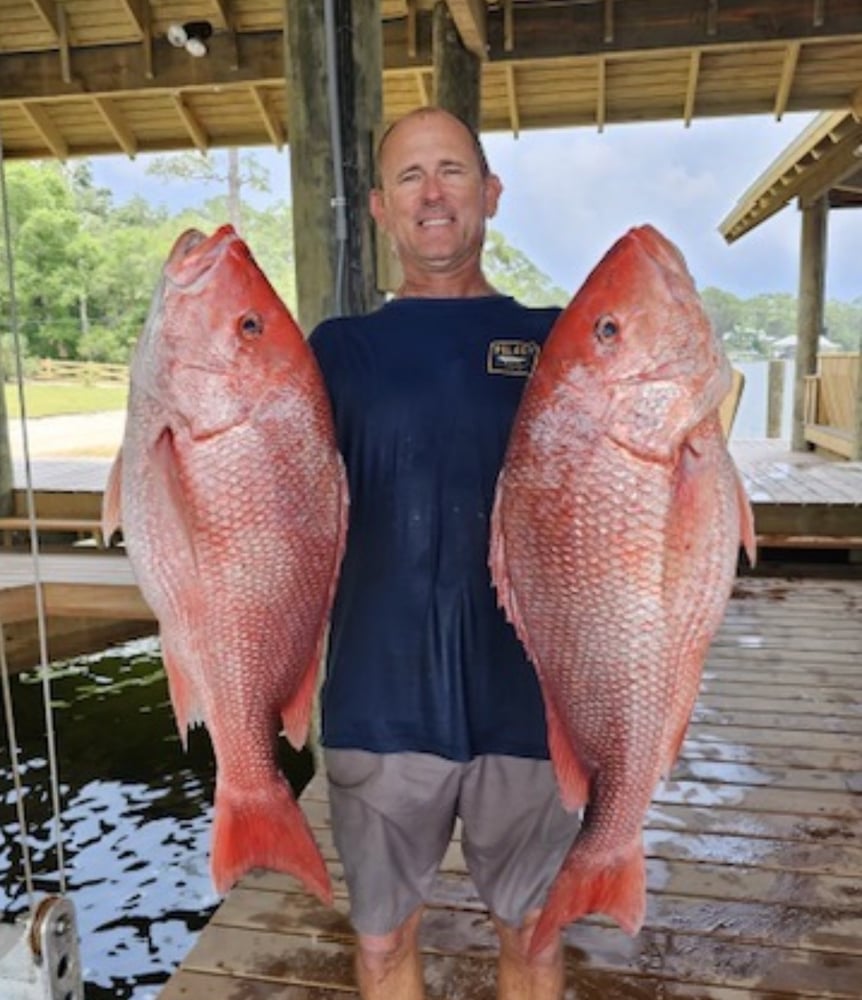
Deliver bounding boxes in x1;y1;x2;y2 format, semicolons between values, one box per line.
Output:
483;229;568;307
145;149;272;234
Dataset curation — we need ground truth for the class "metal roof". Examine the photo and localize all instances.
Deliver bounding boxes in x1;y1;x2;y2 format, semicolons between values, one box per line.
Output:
2;1;862;160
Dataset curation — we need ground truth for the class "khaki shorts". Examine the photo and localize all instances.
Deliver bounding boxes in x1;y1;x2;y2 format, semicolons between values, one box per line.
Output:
325;749;581;936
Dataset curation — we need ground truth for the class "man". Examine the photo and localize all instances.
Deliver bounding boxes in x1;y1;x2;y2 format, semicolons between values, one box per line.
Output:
309;107;579;1000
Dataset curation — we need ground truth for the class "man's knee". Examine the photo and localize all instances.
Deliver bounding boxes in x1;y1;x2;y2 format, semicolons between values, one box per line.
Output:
356;908;423;977
494;909;562;968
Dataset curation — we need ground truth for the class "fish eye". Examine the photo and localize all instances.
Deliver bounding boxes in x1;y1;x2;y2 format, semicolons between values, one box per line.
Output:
239;311;264;339
594;314;619;343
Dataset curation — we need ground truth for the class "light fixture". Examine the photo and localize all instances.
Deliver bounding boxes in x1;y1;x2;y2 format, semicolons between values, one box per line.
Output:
167;20;213;58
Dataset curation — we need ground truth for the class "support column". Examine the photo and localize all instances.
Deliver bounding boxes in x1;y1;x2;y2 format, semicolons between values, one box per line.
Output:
852;350;862;461
0;379;11;515
284;0;382;334
791;195;827;452
432;2;481;129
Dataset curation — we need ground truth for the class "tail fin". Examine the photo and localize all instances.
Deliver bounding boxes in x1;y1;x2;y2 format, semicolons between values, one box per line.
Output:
210;774;332;905
529;841;646;958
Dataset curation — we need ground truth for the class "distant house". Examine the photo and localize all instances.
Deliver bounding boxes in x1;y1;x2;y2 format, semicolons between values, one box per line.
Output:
771;335;841;360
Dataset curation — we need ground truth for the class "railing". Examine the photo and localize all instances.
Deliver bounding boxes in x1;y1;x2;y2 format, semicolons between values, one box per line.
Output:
803;352;860;459
30;359;129;384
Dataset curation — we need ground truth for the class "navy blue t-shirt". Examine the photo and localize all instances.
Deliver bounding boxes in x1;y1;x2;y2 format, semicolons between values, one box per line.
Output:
310;295;561;761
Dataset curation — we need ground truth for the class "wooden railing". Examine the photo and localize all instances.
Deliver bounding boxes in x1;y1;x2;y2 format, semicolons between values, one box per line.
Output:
31;359;129;384
803;352;860;459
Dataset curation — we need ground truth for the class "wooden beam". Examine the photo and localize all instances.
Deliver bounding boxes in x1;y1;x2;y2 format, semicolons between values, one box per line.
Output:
171;93;209;151
406;0;418;56
249;85;285;148
706;0;719;37
791;196;827;451
414;68;431;105
774;41;801;120
683;49;701;125
504;62;519;138
813;0;825;27
596;55;607;133
19;102;67;158
444;0;487;60
284;0;382;331
384;0;862;68
433;2;481;130
116;0;149;36
29;0;59;42
851;86;862;119
503;0;514;52
57;4;72;85
0;32;284;102
210;0;240;70
604;0;615;44
93;97;138;157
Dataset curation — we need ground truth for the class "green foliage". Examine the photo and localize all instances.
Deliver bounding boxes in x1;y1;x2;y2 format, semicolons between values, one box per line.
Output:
483;229;568;307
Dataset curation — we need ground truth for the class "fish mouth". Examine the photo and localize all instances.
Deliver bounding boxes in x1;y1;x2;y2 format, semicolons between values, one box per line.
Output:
164;225;242;288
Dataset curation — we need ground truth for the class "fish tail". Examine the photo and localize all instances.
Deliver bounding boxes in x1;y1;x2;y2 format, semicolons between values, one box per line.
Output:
210;774;332;905
529;841;646;958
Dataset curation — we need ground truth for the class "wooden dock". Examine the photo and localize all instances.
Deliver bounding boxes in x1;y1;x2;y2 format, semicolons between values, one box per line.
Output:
154;575;862;999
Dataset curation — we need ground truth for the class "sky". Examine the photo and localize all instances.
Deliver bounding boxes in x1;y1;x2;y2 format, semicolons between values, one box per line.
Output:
90;111;859;303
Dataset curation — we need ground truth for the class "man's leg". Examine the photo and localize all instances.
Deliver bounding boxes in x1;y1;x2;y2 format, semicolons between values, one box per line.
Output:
355;906;425;1000
492;909;564;1000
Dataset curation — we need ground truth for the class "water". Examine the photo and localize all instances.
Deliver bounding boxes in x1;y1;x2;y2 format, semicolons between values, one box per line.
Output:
0;637;314;999
730;359;795;441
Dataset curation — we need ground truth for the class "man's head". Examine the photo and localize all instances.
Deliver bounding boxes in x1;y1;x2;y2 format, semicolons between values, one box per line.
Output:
370;107;502;288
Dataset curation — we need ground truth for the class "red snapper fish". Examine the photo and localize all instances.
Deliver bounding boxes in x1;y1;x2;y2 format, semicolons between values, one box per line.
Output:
103;225;347;903
490;225;755;954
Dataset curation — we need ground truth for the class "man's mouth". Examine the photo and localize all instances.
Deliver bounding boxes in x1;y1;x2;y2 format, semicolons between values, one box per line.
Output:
419;217;453;228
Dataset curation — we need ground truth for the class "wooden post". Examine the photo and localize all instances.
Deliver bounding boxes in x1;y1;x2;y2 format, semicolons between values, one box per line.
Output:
766;359;785;439
791;196;827;452
432;2;481;130
852;350;862;461
284;0;382;334
0;385;12;515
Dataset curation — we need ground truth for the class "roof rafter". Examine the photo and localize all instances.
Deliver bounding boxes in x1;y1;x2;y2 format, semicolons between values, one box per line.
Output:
19;102;67;158
171;92;209;152
683;49;701;125
444;0;487;60
93;96;138;157
28;0;60;42
504;62;519;138
774;40;801;120
249;85;285;148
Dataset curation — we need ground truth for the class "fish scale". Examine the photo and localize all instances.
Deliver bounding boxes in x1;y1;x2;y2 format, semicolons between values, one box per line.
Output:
490;225;755;956
103;225;347;904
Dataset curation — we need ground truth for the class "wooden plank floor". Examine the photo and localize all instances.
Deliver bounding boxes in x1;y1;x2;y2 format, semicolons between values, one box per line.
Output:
155;576;862;1000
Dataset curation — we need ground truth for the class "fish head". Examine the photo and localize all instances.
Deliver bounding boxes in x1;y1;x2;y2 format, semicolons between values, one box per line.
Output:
542;225;731;461
130;225;305;440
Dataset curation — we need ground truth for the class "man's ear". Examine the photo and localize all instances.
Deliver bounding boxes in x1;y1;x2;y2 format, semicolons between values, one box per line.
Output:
369;188;387;230
484;173;503;219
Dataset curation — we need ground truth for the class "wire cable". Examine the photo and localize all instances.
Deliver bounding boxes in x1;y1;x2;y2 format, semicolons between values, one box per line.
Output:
0;124;68;896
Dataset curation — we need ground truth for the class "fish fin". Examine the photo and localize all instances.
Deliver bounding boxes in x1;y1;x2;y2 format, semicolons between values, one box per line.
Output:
735;466;757;567
529;839;646;958
101;448;124;543
282;454;349;751
210;772;332;905
161;637;204;751
281;656;318;751
545;698;590;811
150;427;200;572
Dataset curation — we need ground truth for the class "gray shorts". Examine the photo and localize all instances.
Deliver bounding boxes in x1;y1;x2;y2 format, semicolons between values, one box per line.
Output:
324;749;581;936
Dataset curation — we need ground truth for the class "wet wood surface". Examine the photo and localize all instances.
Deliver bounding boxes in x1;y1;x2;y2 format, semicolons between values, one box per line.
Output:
157;576;862;999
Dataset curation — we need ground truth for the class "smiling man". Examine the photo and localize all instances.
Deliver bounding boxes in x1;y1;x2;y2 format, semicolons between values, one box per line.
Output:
308;107;580;1000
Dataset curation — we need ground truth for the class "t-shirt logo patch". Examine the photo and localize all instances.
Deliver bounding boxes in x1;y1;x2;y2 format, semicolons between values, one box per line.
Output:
487;340;540;377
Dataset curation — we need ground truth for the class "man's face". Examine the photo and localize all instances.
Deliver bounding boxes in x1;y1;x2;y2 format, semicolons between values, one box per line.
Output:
370;111;502;278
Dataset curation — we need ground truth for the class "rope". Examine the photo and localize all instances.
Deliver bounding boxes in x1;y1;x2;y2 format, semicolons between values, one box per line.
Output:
0;127;68;896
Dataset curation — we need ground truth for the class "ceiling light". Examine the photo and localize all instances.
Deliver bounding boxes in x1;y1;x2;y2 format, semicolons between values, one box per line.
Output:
166;20;213;58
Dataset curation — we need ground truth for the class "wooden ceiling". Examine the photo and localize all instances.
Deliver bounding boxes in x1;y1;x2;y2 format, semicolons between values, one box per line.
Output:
1;1;862;161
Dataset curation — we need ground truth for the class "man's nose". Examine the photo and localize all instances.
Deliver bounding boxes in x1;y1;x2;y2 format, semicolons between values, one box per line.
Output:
421;173;443;201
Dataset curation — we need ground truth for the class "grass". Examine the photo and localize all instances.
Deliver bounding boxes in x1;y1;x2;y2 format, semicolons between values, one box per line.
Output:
4;382;128;420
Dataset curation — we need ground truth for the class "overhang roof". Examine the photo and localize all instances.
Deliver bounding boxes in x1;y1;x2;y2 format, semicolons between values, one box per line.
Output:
719;103;862;242
2;1;862;160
